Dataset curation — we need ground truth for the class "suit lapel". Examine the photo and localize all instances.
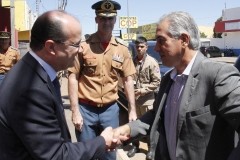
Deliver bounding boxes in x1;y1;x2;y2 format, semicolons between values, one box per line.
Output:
22;53;71;139
153;72;173;158
177;52;205;136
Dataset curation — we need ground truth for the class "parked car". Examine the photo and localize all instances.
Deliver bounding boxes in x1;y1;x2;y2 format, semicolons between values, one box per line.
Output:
199;46;224;58
117;41;172;109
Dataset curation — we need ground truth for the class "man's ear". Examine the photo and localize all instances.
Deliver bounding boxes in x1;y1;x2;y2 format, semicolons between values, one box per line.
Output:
180;33;190;48
45;40;55;55
95;17;98;23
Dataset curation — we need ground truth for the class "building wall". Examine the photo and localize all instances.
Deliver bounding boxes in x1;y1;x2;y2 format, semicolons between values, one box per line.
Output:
222;7;240;55
223;7;240;21
2;0;35;31
198;26;214;38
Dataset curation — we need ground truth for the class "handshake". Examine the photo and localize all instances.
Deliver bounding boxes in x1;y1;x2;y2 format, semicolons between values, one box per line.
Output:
100;125;130;151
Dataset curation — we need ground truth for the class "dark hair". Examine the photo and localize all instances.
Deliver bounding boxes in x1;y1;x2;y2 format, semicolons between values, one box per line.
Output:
135;36;147;45
30;10;68;51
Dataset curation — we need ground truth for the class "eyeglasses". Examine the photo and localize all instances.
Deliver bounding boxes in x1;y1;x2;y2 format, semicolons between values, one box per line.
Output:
53;40;81;49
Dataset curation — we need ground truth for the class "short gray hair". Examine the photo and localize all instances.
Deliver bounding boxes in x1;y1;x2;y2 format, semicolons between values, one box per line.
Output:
157;11;200;50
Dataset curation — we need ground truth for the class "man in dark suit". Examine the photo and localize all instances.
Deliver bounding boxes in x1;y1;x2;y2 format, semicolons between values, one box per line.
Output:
0;10;123;160
114;11;240;160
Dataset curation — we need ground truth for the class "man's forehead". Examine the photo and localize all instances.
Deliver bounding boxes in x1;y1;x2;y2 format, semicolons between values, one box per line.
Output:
136;43;147;46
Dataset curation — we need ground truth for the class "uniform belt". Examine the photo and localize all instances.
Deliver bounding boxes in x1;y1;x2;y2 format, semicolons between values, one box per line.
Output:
0;73;6;75
79;98;114;107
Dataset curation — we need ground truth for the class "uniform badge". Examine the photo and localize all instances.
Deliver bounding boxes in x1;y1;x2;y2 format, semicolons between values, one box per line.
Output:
88;68;95;74
155;64;160;73
113;53;124;63
128;51;132;58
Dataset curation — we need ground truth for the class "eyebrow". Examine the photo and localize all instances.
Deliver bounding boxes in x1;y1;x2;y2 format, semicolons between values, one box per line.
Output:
75;40;82;44
70;40;81;45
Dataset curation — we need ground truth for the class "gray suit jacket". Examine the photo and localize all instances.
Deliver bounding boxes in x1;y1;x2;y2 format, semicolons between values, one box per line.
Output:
129;52;240;160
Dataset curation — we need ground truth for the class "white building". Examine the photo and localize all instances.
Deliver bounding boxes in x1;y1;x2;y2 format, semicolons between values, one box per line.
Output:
215;7;240;55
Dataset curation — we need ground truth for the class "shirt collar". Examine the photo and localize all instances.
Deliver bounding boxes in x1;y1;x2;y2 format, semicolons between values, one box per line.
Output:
170;51;197;80
29;50;56;81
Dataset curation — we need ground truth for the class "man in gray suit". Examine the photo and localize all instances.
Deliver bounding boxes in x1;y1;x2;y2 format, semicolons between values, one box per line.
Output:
114;11;240;160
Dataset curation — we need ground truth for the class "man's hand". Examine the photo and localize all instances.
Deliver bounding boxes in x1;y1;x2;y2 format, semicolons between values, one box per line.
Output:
101;127;120;152
113;125;130;140
128;108;137;122
134;89;141;97
72;110;83;132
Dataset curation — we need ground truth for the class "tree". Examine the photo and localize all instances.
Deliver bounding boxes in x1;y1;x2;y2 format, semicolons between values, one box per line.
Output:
213;17;222;38
200;32;207;38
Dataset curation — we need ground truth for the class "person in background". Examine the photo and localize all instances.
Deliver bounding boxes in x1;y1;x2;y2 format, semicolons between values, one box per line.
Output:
0;31;20;84
113;11;240;160
127;36;160;159
68;0;137;159
0;10;125;160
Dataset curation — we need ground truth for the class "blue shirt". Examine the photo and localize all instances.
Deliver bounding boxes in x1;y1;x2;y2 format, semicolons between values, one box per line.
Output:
29;50;56;81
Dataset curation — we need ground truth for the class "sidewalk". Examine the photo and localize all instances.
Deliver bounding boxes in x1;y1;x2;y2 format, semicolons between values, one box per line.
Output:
60;77;148;160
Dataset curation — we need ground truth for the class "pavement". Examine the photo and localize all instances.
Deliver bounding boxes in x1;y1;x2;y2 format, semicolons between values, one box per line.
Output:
60;56;238;160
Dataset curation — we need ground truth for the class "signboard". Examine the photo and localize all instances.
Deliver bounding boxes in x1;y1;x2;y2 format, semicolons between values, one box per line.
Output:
225;22;240;30
122;33;137;40
142;23;157;40
119;16;138;28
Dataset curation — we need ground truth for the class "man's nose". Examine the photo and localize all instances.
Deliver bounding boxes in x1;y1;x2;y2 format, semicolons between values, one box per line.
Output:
78;46;83;53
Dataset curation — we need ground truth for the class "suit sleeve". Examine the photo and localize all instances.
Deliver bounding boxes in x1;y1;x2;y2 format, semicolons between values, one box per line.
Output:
11;87;106;160
214;64;240;133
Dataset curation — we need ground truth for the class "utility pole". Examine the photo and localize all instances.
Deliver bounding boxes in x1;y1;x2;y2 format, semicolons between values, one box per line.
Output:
58;0;61;10
36;0;40;16
10;0;15;47
127;0;130;41
58;0;67;10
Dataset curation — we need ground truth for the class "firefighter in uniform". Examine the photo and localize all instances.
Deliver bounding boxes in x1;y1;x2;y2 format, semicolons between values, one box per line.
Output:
68;0;137;159
127;37;161;159
0;31;20;84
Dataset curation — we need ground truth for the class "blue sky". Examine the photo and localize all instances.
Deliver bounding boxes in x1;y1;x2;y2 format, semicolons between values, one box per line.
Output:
26;0;239;35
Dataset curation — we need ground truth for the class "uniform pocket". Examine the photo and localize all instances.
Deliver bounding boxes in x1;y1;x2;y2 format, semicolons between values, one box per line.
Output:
111;61;123;80
111;60;123;70
83;59;98;76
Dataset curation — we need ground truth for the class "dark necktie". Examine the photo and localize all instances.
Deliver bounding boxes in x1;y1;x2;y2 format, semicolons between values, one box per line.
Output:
52;77;64;111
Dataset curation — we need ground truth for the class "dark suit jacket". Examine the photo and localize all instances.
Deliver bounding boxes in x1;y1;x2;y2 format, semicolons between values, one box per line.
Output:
0;53;106;160
129;52;240;160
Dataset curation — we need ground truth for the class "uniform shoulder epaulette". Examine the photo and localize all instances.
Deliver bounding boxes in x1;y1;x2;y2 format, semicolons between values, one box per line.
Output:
147;53;159;64
10;46;18;51
83;34;92;42
115;37;129;47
